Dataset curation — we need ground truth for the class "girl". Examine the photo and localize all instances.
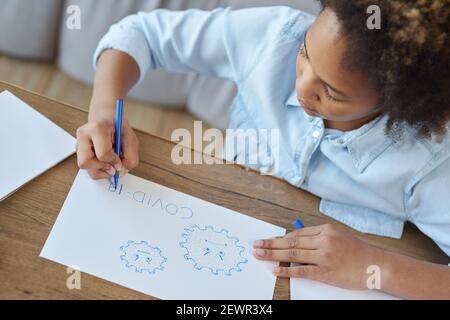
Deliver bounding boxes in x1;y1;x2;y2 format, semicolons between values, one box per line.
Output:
75;0;450;298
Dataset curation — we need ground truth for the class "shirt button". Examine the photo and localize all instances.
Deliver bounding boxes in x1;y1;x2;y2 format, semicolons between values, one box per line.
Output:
337;138;344;144
312;130;321;138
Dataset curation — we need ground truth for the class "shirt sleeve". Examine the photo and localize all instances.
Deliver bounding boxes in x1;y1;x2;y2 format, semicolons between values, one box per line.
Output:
93;6;295;85
405;157;450;260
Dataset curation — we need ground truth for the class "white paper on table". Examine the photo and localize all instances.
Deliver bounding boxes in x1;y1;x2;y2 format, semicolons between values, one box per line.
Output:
291;274;399;300
0;90;76;201
41;170;286;300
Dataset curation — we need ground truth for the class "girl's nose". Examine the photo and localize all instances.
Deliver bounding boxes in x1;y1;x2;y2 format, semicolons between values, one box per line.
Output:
296;72;320;104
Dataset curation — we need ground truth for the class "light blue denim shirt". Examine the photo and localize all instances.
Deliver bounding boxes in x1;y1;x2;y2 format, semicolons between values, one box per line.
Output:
94;6;450;259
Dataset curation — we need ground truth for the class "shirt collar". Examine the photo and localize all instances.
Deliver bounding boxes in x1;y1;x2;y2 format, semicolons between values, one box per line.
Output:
285;89;393;173
342;115;394;173
286;88;299;108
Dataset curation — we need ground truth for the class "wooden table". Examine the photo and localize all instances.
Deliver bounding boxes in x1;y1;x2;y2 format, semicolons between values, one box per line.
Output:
0;81;447;300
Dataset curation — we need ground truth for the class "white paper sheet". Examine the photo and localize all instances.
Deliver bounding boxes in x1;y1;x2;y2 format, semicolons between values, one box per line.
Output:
41;170;286;300
291;276;399;300
0;90;76;201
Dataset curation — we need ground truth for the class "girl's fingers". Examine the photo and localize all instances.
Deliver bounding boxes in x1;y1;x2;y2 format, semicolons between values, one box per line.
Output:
253;236;319;250
253;248;319;264
285;225;324;238
91;129;122;170
121;129;140;172
77;137;109;171
273;265;323;280
87;169;112;180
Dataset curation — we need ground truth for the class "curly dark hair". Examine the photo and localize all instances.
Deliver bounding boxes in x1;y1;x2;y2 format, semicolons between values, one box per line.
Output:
318;0;450;139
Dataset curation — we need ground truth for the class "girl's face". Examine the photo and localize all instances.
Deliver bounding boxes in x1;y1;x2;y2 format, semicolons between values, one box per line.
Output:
296;8;381;130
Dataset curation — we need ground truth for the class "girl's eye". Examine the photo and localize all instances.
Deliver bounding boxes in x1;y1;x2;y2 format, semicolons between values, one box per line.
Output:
323;84;342;103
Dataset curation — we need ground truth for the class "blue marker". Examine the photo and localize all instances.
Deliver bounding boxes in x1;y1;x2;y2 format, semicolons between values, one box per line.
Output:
114;99;124;190
293;218;304;230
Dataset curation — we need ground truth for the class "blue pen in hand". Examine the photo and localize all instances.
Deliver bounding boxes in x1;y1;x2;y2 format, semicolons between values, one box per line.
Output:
292;218;305;267
114;99;124;190
293;218;304;230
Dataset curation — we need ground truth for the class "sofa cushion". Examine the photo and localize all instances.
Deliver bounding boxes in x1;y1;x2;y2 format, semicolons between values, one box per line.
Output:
0;0;62;60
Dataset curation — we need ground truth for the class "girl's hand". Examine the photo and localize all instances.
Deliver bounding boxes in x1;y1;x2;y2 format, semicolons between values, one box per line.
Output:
253;224;383;290
76;113;139;180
